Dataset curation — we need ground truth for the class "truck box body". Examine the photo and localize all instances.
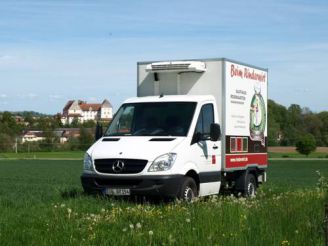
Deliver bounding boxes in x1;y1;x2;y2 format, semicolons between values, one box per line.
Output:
81;58;268;199
137;58;268;172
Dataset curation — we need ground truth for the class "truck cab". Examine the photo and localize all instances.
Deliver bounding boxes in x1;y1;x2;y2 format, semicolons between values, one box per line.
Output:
81;95;222;200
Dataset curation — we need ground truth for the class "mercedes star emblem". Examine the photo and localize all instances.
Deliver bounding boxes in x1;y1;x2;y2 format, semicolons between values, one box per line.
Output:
112;160;125;173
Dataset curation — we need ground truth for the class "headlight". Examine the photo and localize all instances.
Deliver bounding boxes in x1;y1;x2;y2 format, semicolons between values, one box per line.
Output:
148;153;177;172
83;153;93;171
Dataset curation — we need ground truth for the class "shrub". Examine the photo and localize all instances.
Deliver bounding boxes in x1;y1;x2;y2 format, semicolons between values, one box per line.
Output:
296;133;316;156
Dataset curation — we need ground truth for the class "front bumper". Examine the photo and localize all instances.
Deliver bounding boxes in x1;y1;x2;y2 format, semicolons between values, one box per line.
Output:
81;173;184;198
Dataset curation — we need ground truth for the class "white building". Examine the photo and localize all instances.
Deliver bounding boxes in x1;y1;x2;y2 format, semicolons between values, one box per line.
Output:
20;131;45;143
61;99;113;125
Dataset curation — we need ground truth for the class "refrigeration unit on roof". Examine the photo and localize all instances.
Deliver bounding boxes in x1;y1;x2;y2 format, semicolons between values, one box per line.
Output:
146;61;206;73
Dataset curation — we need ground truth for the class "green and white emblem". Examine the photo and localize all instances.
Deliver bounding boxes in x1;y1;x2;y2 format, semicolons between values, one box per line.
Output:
250;86;266;146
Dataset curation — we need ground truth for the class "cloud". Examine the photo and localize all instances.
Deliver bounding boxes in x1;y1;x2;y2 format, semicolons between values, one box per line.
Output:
27;93;38;99
0;55;13;60
17;93;38;100
49;94;63;100
0;94;8;99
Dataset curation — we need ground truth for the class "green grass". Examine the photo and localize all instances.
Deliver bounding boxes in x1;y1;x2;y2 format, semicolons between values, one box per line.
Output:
0;160;328;245
267;160;328;189
0;151;84;159
1;150;327;160
269;151;328;159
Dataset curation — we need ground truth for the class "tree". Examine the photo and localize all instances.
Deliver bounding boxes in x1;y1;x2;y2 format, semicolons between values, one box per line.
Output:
0;133;14;152
268;100;288;146
79;128;94;150
70;118;79;128
0;111;21;136
40;129;56;151
303;114;323;146
318;112;328;146
24;112;34;126
296;133;316;156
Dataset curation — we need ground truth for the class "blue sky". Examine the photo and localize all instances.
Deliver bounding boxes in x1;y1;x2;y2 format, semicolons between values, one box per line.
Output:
0;0;327;114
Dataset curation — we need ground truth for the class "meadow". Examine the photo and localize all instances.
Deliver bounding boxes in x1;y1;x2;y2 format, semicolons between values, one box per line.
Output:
0;159;328;245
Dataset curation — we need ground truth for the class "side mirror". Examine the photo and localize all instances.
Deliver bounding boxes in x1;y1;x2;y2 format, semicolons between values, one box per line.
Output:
95;122;103;141
210;123;221;141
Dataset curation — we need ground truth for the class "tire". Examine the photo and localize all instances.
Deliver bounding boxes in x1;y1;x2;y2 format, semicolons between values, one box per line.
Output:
178;177;198;202
244;173;257;197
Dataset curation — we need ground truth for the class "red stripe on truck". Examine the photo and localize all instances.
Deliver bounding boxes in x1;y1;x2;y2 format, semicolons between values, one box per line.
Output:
225;153;268;169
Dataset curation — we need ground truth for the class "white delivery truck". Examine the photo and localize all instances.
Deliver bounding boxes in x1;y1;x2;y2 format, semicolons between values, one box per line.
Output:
81;58;268;200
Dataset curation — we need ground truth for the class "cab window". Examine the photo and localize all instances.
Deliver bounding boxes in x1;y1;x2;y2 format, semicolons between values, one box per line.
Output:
195;104;214;140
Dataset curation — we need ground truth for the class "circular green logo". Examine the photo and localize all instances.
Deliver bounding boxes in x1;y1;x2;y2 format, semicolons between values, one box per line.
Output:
250;92;266;144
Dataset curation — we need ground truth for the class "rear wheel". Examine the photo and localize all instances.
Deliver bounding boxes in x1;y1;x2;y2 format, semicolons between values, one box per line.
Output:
244;173;257;197
178;177;198;202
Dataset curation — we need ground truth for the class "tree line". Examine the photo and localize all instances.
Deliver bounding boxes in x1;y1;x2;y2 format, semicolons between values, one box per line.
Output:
268;100;328;147
0;111;103;152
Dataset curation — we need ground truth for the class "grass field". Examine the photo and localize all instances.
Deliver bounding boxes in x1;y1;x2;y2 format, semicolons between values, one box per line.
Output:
268;147;328;159
1;149;327;160
268;152;328;159
0;151;84;159
0;159;328;245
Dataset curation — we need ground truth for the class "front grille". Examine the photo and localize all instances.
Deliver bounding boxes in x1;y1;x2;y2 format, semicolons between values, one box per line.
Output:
94;159;148;174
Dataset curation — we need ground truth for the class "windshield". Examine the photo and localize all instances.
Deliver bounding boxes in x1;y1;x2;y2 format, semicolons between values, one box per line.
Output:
105;102;196;137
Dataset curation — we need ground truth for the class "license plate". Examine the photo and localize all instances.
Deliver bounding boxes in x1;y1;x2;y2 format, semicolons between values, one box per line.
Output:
104;188;130;196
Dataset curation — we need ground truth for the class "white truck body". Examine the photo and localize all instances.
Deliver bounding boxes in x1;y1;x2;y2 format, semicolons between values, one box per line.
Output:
81;58;268;199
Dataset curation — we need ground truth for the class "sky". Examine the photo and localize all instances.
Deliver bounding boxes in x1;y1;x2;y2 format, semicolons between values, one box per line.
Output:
0;0;327;114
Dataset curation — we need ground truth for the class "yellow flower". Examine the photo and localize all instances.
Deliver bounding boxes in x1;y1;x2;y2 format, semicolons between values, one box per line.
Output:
281;240;290;246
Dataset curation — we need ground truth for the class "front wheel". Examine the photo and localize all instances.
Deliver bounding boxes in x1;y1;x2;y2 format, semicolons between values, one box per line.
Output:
178;177;198;202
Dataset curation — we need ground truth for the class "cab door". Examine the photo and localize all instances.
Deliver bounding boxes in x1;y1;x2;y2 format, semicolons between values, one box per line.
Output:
191;103;221;195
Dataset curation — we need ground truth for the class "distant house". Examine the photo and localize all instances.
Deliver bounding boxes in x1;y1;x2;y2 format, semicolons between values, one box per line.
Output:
13;115;29;126
61;99;112;125
54;128;81;143
20;131;45;143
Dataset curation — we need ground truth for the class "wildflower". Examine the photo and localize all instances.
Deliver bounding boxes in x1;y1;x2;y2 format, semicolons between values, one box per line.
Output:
122;228;127;232
186;218;191;223
129;224;134;229
281;240;290;246
295;230;299;234
67;208;72;219
149;230;154;236
136;222;142;229
101;208;106;213
60;203;66;208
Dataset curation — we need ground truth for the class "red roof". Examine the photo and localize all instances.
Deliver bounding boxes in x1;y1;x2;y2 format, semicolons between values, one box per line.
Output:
79;103;101;111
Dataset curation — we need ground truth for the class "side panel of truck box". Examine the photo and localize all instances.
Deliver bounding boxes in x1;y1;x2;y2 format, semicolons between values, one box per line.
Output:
222;60;268;171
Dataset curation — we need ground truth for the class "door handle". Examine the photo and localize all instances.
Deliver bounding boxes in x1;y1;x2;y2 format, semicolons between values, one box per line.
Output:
213;145;218;150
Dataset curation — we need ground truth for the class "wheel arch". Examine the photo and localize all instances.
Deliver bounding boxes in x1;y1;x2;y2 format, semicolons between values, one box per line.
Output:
185;169;200;192
234;167;261;191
